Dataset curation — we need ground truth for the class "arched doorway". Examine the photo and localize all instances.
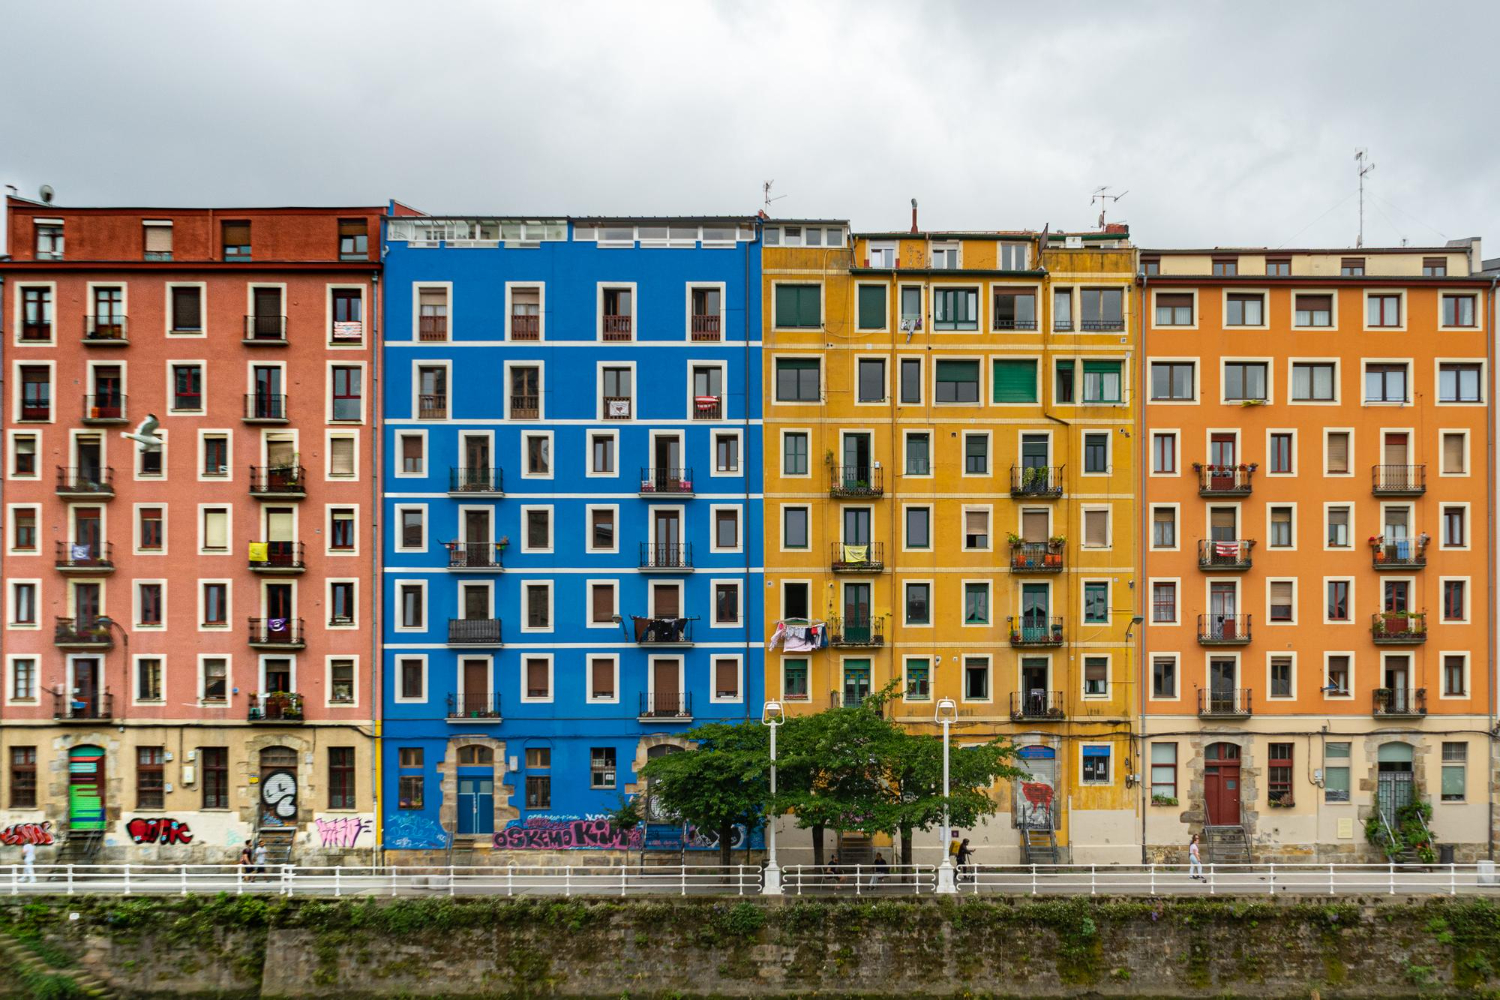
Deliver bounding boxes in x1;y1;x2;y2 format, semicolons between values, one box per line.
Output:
456;744;496;836
1204;742;1241;826
67;746;106;832
644;743;682;822
259;746;298;829
1376;742;1414;827
1015;745;1057;830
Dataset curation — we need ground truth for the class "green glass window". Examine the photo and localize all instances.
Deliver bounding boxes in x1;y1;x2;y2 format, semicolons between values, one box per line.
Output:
935;359;980;403
1082;360;1122;403
775;359;820;402
783;659;809;700
1083;582;1108;623
774;284;822;328
857;285;886;330
905;658;931;700
963;582;989;624
1324;742;1350;803
933;287;978;330
782;431;808;474
992;360;1038;403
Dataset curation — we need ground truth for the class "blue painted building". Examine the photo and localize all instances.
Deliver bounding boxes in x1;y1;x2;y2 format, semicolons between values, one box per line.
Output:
379;211;763;856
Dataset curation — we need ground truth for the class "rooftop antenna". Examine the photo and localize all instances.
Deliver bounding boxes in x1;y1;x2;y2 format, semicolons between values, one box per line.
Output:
762;180;786;211
1355;148;1374;248
1091;186;1127;228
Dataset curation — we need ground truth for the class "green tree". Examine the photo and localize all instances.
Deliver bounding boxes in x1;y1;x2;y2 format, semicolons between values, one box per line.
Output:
882;727;1023;865
605;795;642;868
774;697;895;865
638;723;769;866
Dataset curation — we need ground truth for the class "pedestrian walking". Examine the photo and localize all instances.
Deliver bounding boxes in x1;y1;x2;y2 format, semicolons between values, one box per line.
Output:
253;838;269;881
1188;833;1204;881
238;840;254;881
21;841;35;884
955;838;973;884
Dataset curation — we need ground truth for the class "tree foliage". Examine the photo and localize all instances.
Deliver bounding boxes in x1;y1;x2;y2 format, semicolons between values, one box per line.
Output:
638;724;769;865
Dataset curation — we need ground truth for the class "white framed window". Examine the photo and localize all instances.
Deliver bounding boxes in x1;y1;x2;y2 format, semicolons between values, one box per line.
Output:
327;578;359;628
584;504;618;555
132;655;167;706
197;579;232;630
960;654;992;703
505;282;545;341
394;505;427;553
5;655;39;704
198;504;231;554
6;580;41;630
197;654;231;704
521;654;554;703
1148;652;1180;701
394;580;428;632
1323;429;1354;477
520;505;554;554
1081;506;1111;549
711;429;742;476
1323;577;1354;624
1439;430;1469;477
395;430;427;478
326;432;359;481
780;428;812;477
586;580;619;629
7;431;41;480
133;579;167;629
710;654;743;703
587;429;618;477
1265;578;1297;625
1081;745;1112;785
1322;652;1354;700
597;281;639;340
710;504;742;553
586;654;620;704
393;655;427;704
325;656;359;707
781;504;811;551
521;431;553;479
521;581;553;632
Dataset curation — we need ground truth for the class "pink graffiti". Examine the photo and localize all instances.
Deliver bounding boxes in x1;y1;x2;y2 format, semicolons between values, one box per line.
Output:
126;817;193;846
494;817;644;851
0;822;52;846
315;816;372;848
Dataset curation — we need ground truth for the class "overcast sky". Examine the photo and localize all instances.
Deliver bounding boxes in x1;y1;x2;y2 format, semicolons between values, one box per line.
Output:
3;1;1496;254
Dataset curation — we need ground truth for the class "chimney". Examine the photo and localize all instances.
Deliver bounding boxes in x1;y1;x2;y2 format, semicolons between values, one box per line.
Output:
910;198;918;235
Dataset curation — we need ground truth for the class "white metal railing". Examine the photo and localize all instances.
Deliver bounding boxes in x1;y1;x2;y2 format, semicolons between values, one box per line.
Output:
783;864;936;895
958;862;1495;896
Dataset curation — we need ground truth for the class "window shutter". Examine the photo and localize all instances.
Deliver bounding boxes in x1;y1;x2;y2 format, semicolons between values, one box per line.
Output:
1021;510;1048;542
1157;293;1192;311
339;219;365;238
330;438;355;475
964;510;987;534
223;222;250;245
419;289;446;309
591;584;613;622
654;586;680;618
1443;434;1464;472
857;285;885;328
1085;511;1107;545
1327;433;1349;473
1271;581;1293;605
715;659;737;696
204;511;227;549
144;225;172;253
992;360;1038;402
526;658;548;696
1083;360;1119;375
173;286;201;328
591;658;613;696
935;359;976;382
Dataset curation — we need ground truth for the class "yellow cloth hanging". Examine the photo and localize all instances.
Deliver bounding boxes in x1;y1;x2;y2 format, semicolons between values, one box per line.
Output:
842;544;868;564
248;542;269;562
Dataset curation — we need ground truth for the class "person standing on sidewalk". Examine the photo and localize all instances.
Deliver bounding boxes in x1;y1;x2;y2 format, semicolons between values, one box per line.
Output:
21;841;35;884
1188;833;1204;881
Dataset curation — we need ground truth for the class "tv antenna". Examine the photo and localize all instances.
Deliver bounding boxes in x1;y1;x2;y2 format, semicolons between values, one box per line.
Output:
1091;186;1127;228
1355;148;1375;247
762;180;787;211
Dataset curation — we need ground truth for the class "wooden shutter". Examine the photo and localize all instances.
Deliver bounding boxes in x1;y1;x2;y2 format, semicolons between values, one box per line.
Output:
1084;510;1107;546
223;221;250;245
172;286;201;328
1270;581;1293;610
965;509;987;536
339;219;366;238
204;510;227;549
1383;433;1408;465
330;438;355;475
1021;510;1048;542
144;224;172;253
857;285;885;329
401;436;421;464
1326;433;1349;473
1157;293;1192;311
591;657;614;697
1443;434;1464;473
419;289;446;309
715;658;738;697
526;658;549;697
591;584;613;623
992;360;1038;402
653;584;679;618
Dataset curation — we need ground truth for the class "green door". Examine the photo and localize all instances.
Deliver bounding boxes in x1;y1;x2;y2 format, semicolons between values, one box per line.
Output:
68;746;106;831
843;583;871;642
843;660;872;707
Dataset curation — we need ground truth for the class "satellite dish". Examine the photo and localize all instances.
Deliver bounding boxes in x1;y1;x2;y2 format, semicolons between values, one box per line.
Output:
39;184;53;204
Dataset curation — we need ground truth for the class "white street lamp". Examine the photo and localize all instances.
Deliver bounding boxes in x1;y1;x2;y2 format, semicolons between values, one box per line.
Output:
761;700;785;895
935;697;958;893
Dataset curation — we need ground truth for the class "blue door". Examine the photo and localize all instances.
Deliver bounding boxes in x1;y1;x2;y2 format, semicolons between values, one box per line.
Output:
456;777;494;835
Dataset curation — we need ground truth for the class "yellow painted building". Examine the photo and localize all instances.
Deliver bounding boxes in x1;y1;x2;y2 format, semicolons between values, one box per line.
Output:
761;220;1140;864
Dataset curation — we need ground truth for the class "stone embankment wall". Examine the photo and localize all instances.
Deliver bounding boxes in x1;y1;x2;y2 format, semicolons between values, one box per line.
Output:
2;894;1498;997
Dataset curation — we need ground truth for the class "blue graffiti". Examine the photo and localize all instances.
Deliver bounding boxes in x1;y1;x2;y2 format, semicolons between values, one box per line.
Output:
384;813;449;849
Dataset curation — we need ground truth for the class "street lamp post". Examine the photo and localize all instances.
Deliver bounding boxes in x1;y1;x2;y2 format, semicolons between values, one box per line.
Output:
761;700;785;895
935;697;958;893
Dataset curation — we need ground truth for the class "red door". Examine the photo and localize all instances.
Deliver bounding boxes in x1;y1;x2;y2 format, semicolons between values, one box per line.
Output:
1209;434;1236;490
1204;743;1241;825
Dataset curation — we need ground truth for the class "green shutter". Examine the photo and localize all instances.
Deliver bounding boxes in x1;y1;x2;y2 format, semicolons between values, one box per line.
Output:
1442;765;1465;799
935;359;977;382
1083;360;1120;375
776;285;822;328
992;360;1038;402
857;285;886;329
780;358;818;371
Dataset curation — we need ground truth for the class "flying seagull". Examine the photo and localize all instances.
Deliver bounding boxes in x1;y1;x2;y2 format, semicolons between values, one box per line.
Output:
121;414;163;451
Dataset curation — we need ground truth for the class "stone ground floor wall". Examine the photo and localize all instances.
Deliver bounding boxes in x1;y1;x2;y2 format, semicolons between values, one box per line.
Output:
3;894;1500;997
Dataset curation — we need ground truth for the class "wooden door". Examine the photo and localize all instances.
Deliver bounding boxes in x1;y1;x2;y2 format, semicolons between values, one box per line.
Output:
1204;743;1241;826
1210;434;1236;488
71;658;100;716
463;658;489;714
652;659;679;715
74;508;102;556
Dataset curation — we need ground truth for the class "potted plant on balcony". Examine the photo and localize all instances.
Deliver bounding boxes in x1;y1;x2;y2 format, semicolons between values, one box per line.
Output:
1151;794;1179;807
265;691;294;720
497;535;509;552
1369;535;1385;562
1050;621;1064;643
1269;792;1295;808
1047;536;1065;567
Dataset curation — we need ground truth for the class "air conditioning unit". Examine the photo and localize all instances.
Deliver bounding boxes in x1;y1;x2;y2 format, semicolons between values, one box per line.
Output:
1065;236;1084;249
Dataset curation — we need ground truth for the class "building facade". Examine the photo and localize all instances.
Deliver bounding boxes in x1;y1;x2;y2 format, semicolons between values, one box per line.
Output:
761;221;1140;864
378;211;764;860
0;197;380;863
1139;241;1495;862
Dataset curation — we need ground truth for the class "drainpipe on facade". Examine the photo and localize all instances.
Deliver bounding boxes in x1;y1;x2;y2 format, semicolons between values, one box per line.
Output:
370;268;384;864
1488;273;1498;861
742;224;753;727
1137;269;1149;863
0;272;6;726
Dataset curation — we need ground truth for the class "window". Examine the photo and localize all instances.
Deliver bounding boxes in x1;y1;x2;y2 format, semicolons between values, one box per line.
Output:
399;658;424;700
856;358;886;402
589;508;614;551
783;659;809;700
10;748;36;808
201;656;228;702
993;290;1037;330
898;285;922;327
1324;743;1350;802
934;359;979;403
932;287;978;330
1269;581;1294;622
20;287;52;341
905;582;930;625
1082;361;1122;403
1340;257;1364;276
1441;432;1466;474
399;583;424;629
905;658;931;700
1442;294;1477;327
1441;743;1466;801
963;508;989;550
398;434;424;475
1225;293;1263;326
963;433;988;474
1150;362;1194;400
11;434;37;476
201;746;229;808
774;359;820;402
929;244;959;269
35;224;63;259
202;584;228;628
129;747;163;811
330;287;365;338
1266;257;1290;276
963;582;989;624
1152;432;1177;473
1420;256;1446;277
338;218;369;260
10;658;36;701
1152;507;1176;548
170;285;202;333
1442;580;1465;622
1151;656;1177;698
11;584;36;626
1083;432;1109;474
1443;655;1466;697
782;506;809;549
1083;509;1108;547
857;285;886;330
905;432;930;475
329;509;355;551
905;506;930;549
1269;657;1293;699
221;221;250;260
1268;507;1293;547
1326;655;1350;697
1366;294;1401;327
1141;256;1160;275
590;432;616;475
782;431;809;474
1083;582;1108;623
1052;289;1073;330
600;365;631;418
713;656;740;699
714;508;740;549
1212;257;1238;276
1294;293;1333;327
774;285;821;328
1442;506;1466;547
19;366;50;420
1326;432;1351;474
1154;293;1193;326
714;432;739;473
201;507;229;552
1082;747;1110;784
138;583;164;627
1439;363;1482;403
1267;743;1293;803
1267;433;1292;474
134;506;164;551
1224;362;1268;401
899;358;922;403
591;747;617;789
198;433;229;477
329;747;356;808
398;753;424;810
524;584;550;629
1150;743;1177;799
590;583;617;625
400;508;425;549
13;509;37;551
171;364;202;411
963;657;989;700
1080;288;1124;329
329;583;355;625
1083;657;1108;696
331;366;362;420
524;433;551;476
590;656;615;700
1151;582;1176;623
1364;363;1407;403
714;583;740;626
525;656;551;698
1327;580;1350;621
1054;360;1075;403
1291;363;1335;401
992;360;1038;402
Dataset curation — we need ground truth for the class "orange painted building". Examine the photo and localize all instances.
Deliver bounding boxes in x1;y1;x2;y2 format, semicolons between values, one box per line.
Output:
1138;242;1494;862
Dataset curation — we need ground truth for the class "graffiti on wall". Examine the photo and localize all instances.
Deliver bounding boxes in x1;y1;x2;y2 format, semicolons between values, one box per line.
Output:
495;816;764;852
315;817;372;848
0;822;53;846
383;813;448;850
126;818;194;846
260;771;298;827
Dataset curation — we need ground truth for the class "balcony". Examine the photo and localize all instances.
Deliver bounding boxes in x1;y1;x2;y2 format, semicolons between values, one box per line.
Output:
1010;690;1065;721
602;395;632;420
84;315;128;345
19;399;50;421
1373;687;1427;718
1198;614;1251;645
1372;539;1426;570
248;617;306;649
510;314;540;341
55;541;114;573
56;466;115;499
53;617;114;649
447;693;503;721
692;394;723;420
1008;616;1065;647
249;465;307;499
249;541;306;574
418;394;448;420
248;692;305;723
418;316;448;342
243;393;289;424
639;467;695;497
602;315;632;341
1198;688;1253;718
992;318;1038;331
1197;464;1253;497
1372;464;1425;496
829;615;884;647
449;466;504;495
1198;539;1253;571
830;465;883;498
1010;540;1064;573
243;315;288;344
633;618;694;646
82;394;128;424
509;394;539;419
448;618;504;647
690;314;721;341
54;691;114;722
22;321;52;343
1010;465;1064;499
445;542;505;571
1371;611;1427;644
831;541;884;573
639;692;693;722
